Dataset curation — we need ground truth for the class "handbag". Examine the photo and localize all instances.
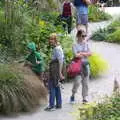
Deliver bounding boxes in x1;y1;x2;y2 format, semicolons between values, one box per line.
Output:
67;58;82;78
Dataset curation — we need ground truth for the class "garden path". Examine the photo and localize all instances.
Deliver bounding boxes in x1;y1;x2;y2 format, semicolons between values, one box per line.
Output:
1;7;120;120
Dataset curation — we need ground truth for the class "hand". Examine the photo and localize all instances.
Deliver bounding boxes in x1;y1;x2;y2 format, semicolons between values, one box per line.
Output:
78;52;84;57
36;60;40;64
60;73;65;80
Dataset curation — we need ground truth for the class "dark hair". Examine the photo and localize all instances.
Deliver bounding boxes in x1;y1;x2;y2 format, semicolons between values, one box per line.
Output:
76;29;86;38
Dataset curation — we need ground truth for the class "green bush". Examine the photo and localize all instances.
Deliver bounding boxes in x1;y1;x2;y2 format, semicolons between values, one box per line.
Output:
92;18;120;42
89;53;109;78
0;64;47;114
60;34;73;64
76;92;120;120
91;28;108;41
106;29;120;43
88;5;111;22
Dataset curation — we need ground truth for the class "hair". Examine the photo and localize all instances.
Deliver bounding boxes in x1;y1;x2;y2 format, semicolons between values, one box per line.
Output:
76;29;86;38
49;33;60;45
50;33;57;40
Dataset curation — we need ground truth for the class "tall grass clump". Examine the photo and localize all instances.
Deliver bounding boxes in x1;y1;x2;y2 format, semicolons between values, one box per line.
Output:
0;64;47;114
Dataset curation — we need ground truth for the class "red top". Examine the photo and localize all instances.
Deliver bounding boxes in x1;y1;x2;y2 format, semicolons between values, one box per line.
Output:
62;2;72;17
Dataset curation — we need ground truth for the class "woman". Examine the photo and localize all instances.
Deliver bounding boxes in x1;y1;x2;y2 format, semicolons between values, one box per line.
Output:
70;29;92;104
45;33;64;111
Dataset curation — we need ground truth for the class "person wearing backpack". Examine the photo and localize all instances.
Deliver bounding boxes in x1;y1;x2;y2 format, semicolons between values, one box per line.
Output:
44;33;65;111
73;0;91;34
61;0;74;34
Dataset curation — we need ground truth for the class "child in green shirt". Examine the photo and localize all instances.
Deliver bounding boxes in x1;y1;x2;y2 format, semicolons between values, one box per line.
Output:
25;42;45;81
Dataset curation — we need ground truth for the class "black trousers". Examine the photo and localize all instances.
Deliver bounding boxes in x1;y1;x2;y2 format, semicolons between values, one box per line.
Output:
62;16;72;34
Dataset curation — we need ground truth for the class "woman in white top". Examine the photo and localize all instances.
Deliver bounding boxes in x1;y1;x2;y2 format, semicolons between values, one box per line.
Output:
70;29;92;103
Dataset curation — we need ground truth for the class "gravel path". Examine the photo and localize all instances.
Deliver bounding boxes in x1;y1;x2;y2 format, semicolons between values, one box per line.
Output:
1;7;120;120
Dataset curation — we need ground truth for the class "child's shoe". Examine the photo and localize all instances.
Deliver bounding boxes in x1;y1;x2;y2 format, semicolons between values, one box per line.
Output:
44;106;55;111
56;105;62;109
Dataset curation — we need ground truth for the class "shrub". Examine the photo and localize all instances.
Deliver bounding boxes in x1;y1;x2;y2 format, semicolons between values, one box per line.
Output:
106;29;120;43
88;53;109;78
76;92;120;120
92;18;120;42
60;34;73;64
88;5;111;22
91;28;108;41
0;64;47;114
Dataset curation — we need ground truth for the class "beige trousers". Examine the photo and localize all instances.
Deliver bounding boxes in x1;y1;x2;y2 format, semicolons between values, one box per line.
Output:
72;65;90;99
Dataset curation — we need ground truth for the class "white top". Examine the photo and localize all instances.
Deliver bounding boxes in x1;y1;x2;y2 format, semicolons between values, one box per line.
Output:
52;45;64;63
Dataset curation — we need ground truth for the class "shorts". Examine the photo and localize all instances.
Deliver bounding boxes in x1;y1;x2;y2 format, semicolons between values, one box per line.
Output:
77;14;88;25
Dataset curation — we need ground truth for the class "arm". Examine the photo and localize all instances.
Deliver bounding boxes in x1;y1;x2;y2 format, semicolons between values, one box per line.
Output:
56;47;64;80
83;0;92;5
77;51;92;57
72;44;83;58
70;2;75;16
72;43;92;58
61;2;64;15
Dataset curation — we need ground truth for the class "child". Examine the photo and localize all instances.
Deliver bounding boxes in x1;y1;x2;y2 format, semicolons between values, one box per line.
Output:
45;33;64;111
24;42;45;82
70;29;92;104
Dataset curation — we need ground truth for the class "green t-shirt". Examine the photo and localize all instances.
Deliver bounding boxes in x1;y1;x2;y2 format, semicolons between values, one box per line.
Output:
26;51;45;73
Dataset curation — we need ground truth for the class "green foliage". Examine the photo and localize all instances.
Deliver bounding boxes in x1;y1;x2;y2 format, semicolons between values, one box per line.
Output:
88;5;111;22
39;12;59;24
106;29;120;43
92;18;120;43
0;64;47;114
91;28;108;41
47;0;57;9
89;53;109;78
60;34;73;64
0;1;64;64
77;92;120;120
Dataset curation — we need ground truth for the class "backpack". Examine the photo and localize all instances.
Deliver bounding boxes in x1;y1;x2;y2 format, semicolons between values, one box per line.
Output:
62;2;72;17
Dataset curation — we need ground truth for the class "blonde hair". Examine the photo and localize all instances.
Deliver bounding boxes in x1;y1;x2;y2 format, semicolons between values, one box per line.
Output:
49;33;58;43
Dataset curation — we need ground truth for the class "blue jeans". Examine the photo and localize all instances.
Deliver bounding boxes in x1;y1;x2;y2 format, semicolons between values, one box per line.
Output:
49;85;62;108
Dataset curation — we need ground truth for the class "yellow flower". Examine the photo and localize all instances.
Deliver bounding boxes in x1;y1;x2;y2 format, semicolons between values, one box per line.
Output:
39;20;46;27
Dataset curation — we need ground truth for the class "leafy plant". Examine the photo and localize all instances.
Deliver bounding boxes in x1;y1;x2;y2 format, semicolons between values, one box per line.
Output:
76;92;120;120
106;29;120;43
89;53;109;78
91;28;108;41
92;18;120;43
88;5;111;22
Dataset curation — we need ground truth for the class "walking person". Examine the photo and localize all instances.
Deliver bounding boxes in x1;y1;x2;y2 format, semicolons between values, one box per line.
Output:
61;0;74;34
70;29;92;104
73;0;91;34
45;33;64;111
